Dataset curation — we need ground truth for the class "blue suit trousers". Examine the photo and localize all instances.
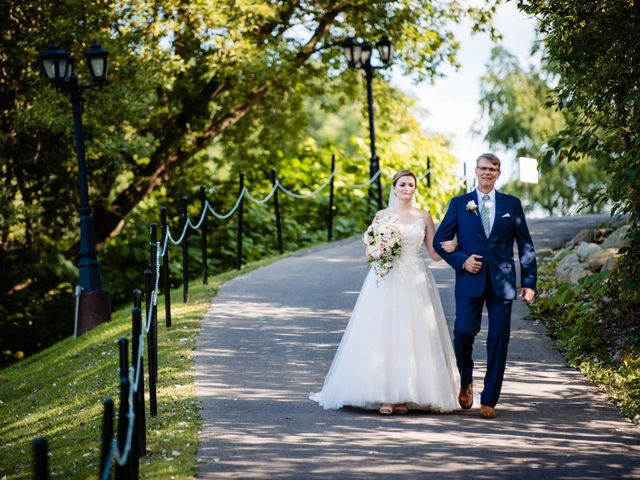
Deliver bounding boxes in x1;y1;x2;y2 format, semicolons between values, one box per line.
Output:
454;279;512;408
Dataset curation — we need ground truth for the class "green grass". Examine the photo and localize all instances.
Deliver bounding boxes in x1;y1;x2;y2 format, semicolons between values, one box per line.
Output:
0;253;290;479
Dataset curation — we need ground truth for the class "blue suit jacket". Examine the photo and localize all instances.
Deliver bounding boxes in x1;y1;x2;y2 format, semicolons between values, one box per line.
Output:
433;191;537;300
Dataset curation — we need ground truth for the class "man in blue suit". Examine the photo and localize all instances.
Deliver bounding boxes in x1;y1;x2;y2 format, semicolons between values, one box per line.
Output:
433;153;537;418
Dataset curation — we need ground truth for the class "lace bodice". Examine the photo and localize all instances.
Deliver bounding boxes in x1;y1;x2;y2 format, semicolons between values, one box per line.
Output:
395;217;426;270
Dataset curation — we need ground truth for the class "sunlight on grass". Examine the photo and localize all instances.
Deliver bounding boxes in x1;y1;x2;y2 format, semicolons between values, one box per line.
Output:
0;252;290;479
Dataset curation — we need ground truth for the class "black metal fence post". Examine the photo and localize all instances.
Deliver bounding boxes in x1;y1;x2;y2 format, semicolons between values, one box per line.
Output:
149;223;158;279
118;336;129;391
427;157;432;189
32;437;49;480
144;270;151;330
149;223;159;326
148;223;159;411
180;196;189;303
463;163;468;193
160;207;172;328
128;306;139;478
99;397;114;479
144;270;157;417
130;298;146;457
200;186;209;284
133;289;142;311
374;155;383;211
116;338;130;480
327;154;336;242
271;169;283;254
236;173;245;270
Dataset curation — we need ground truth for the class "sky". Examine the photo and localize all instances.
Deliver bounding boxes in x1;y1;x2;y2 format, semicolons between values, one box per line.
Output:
390;2;540;188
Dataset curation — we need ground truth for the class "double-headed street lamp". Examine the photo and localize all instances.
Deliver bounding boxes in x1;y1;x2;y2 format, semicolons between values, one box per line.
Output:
39;42;111;336
342;37;393;210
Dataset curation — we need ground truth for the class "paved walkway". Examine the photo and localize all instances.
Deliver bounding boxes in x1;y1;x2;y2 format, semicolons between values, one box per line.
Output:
195;214;640;479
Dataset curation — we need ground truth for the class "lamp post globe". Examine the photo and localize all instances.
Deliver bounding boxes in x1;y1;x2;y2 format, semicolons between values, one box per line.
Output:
342;37;362;68
360;43;373;66
39;45;71;85
84;42;109;83
376;37;393;66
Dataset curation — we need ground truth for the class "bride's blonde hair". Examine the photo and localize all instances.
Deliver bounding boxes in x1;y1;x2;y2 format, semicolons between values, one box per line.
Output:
392;170;417;186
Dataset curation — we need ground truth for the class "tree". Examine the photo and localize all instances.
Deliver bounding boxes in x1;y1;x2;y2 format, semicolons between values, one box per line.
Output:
1;0;499;256
516;0;640;318
477;46;605;215
2;0;494;362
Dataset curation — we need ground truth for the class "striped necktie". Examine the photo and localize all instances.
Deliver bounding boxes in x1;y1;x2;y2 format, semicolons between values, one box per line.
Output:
481;194;491;236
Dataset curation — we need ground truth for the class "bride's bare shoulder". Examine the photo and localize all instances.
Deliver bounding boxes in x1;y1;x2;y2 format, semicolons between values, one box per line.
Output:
417;209;432;219
375;208;392;218
418;209;435;225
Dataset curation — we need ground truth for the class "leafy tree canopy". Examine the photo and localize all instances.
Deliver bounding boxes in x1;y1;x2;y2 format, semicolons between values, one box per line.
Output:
516;0;640;315
1;0;497;362
1;0;498;251
477;45;605;215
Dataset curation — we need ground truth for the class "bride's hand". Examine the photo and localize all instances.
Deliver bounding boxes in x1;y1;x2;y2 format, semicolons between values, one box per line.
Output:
440;240;458;253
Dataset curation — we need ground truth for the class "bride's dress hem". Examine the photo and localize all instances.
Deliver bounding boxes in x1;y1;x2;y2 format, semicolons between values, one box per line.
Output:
309;392;458;413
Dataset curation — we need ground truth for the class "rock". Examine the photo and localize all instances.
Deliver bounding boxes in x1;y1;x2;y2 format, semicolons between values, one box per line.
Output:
567;229;593;247
576;242;602;262
602;253;621;272
568;265;591;283
602;225;630;249
556;253;580;280
591;228;613;244
588;248;619;272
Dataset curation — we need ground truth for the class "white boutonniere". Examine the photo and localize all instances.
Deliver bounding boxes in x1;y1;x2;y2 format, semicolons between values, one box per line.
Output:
465;200;478;215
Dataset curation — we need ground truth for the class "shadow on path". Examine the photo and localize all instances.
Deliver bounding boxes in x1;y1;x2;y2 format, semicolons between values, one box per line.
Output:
196;215;639;479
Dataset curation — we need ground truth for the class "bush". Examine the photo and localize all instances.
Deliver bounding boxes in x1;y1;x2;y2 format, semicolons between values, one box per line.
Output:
531;253;640;421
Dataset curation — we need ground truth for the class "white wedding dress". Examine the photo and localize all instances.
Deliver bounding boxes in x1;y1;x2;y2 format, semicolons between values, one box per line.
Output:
310;217;460;411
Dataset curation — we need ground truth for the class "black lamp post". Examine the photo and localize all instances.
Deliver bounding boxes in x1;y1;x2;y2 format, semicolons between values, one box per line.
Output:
343;37;393;210
39;42;111;335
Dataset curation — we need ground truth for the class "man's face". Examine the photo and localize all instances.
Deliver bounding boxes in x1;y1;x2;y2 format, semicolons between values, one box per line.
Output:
475;158;501;192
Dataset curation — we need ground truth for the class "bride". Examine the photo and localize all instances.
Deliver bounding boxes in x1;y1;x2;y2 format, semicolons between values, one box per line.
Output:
310;170;460;414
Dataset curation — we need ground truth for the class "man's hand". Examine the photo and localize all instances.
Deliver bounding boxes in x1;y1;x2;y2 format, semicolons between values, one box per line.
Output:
520;288;535;303
463;254;483;274
440;240;458;253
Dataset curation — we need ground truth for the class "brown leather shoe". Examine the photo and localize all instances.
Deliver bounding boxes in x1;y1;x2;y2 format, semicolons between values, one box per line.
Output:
480;405;496;418
458;383;473;409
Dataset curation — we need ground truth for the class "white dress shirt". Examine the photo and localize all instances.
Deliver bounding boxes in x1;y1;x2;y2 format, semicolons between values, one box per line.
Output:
476;188;496;232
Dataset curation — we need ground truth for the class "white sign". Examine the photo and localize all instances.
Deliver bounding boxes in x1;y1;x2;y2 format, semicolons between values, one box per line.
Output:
519;157;539;184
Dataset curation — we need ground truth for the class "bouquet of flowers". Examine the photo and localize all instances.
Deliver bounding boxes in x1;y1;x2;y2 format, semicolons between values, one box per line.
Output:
363;216;403;278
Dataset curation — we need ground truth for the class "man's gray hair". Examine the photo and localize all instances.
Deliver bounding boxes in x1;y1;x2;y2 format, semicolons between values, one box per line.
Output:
476;153;501;169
